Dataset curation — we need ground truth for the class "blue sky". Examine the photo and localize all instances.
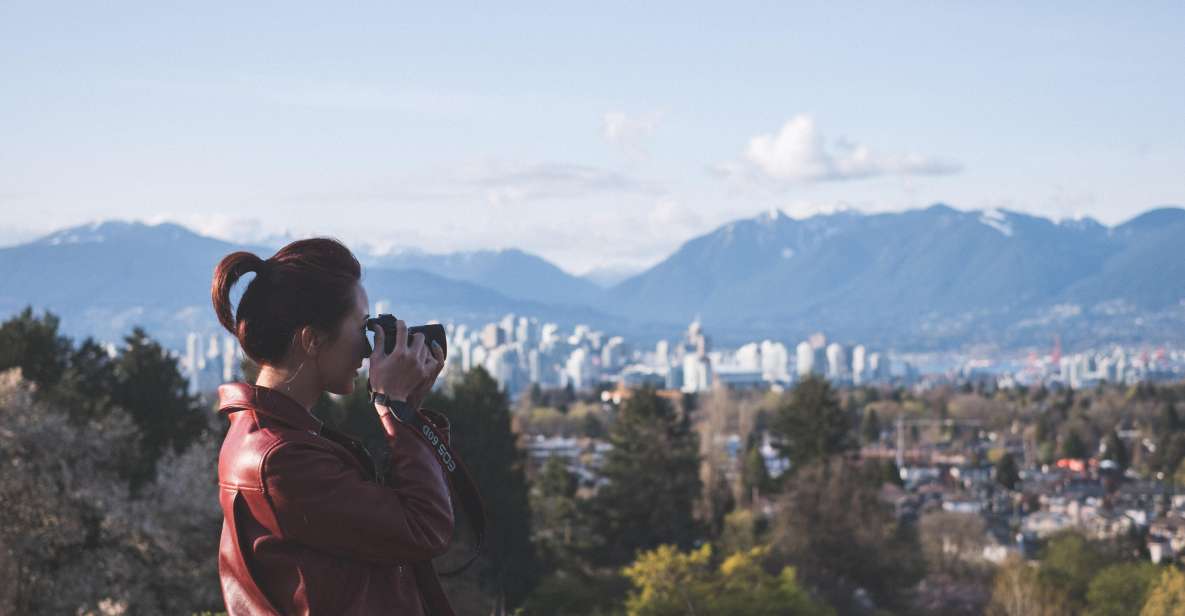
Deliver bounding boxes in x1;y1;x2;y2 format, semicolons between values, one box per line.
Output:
2;2;1182;273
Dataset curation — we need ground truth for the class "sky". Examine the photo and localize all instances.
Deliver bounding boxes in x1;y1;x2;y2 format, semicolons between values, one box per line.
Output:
2;2;1183;274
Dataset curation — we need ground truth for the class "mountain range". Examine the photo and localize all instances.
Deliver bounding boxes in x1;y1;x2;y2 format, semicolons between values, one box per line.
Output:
2;204;1183;353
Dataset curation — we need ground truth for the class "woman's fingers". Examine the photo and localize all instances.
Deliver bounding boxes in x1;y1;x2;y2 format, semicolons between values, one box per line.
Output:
369;320;385;359
394;319;408;352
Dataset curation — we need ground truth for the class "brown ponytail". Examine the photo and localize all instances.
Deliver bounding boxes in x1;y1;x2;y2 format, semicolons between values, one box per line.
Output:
210;239;361;365
211;251;266;334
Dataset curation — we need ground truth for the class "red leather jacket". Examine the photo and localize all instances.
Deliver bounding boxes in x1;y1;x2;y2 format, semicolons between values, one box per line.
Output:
216;383;456;615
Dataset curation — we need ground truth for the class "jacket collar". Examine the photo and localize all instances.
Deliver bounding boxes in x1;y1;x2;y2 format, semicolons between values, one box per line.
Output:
218;382;324;434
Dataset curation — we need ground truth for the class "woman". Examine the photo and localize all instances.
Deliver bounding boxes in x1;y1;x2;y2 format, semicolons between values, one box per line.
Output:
210;238;455;615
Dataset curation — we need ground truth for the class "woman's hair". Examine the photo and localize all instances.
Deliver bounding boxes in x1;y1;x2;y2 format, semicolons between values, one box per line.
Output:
211;238;362;365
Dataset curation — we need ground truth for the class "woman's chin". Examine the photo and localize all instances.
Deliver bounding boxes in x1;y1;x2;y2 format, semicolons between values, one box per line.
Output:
328;379;355;396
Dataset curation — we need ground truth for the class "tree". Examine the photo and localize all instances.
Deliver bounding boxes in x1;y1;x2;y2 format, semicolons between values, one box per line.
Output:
996;453;1021;491
987;557;1070;616
588;386;702;567
861;408;882;445
1062;430;1089;461
1038;531;1108;611
1101;431;1129;472
531;455;582;569
44;337;119;424
113;328;208;491
621;544;833;616
1140;567;1185;616
1086;562;1158;616
919;511;988;579
770;375;854;470
771;458;924;613
741;436;774;503
433;367;540;610
0;369;223;614
0;307;71;392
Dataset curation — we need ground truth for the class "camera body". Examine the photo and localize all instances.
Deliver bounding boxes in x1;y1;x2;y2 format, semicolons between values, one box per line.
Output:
365;314;448;359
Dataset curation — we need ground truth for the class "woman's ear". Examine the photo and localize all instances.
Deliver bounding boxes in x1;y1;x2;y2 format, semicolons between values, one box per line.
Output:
297;325;324;356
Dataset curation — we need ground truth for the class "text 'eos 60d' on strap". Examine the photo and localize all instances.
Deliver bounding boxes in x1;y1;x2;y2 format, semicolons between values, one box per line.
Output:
369;387;488;577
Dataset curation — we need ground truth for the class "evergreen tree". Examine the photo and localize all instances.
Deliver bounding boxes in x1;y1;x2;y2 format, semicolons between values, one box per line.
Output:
48;337;119;424
770;375;854;470
996;452;1021;491
861;408;881;445
112;327;207;491
741;434;774;502
772;458;924;613
531;455;582;569
0;307;71;392
1062;430;1089;461
434;366;540;609
588;386;702;567
1101;431;1129;471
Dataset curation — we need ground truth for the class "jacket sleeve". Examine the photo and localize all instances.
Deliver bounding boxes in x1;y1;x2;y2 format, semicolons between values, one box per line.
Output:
379;407;451;480
262;426;454;565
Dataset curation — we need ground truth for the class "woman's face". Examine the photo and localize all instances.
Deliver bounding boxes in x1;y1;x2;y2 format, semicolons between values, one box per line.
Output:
318;283;371;395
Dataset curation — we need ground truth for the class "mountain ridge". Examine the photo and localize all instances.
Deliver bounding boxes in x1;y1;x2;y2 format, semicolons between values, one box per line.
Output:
4;204;1183;351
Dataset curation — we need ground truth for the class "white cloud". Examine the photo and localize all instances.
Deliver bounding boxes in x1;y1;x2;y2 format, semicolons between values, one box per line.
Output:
649;198;702;229
602;111;663;155
735;114;961;184
464;162;660;206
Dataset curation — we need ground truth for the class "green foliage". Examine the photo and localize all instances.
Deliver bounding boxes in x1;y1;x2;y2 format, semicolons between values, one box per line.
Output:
622;544;833;616
434;366;541;609
1038;531;1109;611
0;370;223;614
770;375;854;469
1062;430;1089;460
772;458;924;613
519;570;629;616
717;509;763;557
0;311;207;492
114;328;208;491
531;455;584;570
0;307;71;391
741;435;775;502
862;408;882;444
1140;567;1185;616
588;387;702;567
988;557;1070;616
995;452;1020;491
1085;562;1159;616
1101;431;1130;471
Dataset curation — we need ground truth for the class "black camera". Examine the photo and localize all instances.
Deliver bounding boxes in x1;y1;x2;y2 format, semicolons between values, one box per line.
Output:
363;314;447;359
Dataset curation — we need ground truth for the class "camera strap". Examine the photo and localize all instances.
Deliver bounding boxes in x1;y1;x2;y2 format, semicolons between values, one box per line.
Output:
369;388;487;577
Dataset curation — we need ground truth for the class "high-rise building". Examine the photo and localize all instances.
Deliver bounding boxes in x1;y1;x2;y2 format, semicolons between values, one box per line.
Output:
760;340;790;383
565;347;594;390
222;335;239;383
480;323;506;349
852;345;867;385
796;341;816;376
735;342;761;372
825;343;850;381
601;336;626;372
655;339;670;370
682;353;712;393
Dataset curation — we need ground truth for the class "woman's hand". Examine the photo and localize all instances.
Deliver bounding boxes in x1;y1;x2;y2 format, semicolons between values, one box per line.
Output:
406;339;445;412
367;318;443;411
